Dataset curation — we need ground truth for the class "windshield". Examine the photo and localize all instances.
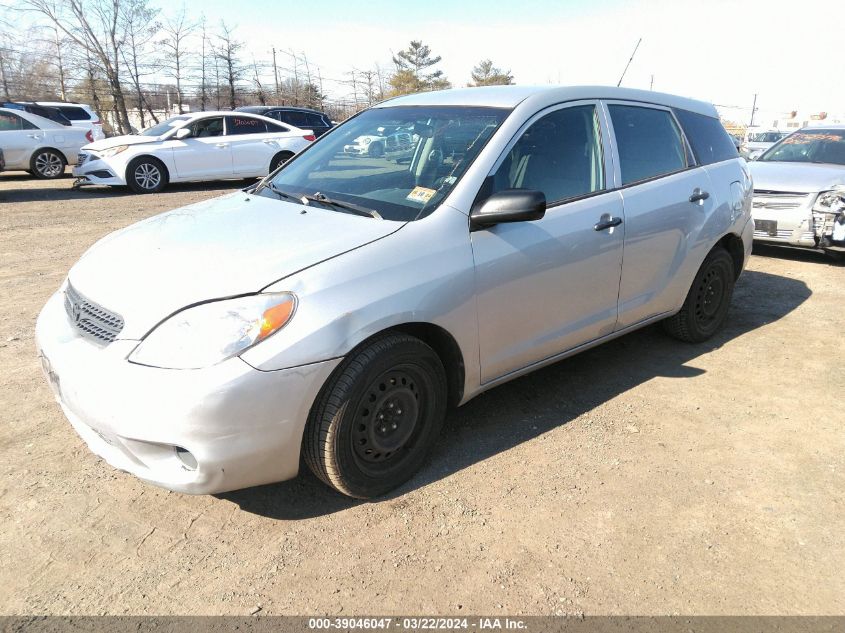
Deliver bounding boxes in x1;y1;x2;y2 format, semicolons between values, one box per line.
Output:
264;105;510;221
747;132;787;143
141;115;191;137
759;129;845;165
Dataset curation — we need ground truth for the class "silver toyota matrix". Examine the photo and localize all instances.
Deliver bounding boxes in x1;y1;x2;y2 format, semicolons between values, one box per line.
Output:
36;86;753;498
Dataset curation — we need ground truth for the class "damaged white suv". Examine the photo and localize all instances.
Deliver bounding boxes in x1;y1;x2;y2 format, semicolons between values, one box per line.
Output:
750;126;845;258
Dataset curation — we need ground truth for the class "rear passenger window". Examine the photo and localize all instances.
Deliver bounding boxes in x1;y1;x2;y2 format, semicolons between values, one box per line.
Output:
284;112;309;127
57;106;92;121
0;112;23;130
674;108;738;165
226;116;267;135
268;121;291;133
608;105;687;185
491;105;604;204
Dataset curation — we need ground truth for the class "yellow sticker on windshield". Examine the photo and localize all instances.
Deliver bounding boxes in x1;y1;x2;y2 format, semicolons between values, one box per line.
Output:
407;186;437;204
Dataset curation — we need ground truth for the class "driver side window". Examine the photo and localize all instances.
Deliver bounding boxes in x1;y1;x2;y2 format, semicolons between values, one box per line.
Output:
188;117;224;138
491;105;605;205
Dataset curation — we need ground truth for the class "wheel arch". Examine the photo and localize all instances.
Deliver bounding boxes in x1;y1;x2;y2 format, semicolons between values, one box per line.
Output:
715;232;745;280
335;322;466;409
30;146;70;165
125;154;170;182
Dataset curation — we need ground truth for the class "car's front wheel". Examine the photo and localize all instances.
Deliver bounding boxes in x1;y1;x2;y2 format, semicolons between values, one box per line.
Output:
663;247;735;342
368;142;384;158
126;156;168;194
30;149;66;179
304;333;448;498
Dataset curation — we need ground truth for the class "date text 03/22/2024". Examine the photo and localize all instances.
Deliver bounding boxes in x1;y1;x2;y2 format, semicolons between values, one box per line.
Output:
308;617;528;630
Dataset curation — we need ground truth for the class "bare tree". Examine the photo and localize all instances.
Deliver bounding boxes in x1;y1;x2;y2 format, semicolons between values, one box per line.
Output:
159;7;195;114
120;0;159;127
214;21;244;110
18;0;147;133
198;16;209;110
251;55;266;105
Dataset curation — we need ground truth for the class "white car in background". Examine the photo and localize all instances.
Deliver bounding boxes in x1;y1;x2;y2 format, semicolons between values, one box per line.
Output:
0;107;92;179
343;125;417;161
35;101;106;141
741;128;789;160
73;111;315;193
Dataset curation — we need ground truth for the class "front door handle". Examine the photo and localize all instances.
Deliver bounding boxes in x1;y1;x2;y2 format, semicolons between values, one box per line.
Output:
594;215;623;231
215;142;230;148
689;188;710;203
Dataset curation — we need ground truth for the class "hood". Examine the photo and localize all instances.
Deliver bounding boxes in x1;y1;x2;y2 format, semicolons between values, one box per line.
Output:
83;134;160;151
68;192;404;338
750;161;845;193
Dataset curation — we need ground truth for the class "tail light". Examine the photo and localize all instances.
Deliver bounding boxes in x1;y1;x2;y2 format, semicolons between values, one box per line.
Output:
85;130;94;143
303;134;316;142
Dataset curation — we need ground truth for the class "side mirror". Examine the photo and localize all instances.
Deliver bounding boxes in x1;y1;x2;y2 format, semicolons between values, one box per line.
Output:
174;127;191;140
470;189;546;228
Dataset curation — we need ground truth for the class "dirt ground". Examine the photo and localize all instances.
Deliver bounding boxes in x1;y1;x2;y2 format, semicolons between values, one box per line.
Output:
1;172;843;616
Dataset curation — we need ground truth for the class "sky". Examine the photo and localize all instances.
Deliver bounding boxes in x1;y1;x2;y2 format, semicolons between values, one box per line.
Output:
17;0;845;122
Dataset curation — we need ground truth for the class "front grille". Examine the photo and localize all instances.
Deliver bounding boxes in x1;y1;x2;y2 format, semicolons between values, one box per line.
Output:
752;190;811;211
64;283;124;344
753;228;816;243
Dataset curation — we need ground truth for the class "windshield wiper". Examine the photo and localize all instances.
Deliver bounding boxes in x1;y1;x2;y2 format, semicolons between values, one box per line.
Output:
259;181;304;203
302;192;382;219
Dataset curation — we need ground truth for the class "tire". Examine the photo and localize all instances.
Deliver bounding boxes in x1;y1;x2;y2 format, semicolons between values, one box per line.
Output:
304;333;448;498
30;149;66;179
663;247;735;343
269;151;294;174
126;156;167;194
368;142;384;158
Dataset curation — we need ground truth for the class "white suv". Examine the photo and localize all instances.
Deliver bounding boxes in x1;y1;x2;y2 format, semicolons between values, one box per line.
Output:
35;102;105;141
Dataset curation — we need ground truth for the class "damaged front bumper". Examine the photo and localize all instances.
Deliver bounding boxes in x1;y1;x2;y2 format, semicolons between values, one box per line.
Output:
752;189;845;253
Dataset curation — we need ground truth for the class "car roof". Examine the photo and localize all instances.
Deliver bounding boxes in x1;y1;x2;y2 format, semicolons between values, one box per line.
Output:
236;105;327;114
379;85;718;118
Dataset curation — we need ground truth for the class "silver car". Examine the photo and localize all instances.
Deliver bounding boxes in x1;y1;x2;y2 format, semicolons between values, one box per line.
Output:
750;126;845;257
36;86;753;498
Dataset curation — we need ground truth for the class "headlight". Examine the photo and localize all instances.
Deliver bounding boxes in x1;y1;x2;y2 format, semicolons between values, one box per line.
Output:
129;292;296;369
97;145;129;158
812;186;845;213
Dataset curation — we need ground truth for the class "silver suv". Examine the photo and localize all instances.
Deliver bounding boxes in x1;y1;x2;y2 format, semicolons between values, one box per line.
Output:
36;86;753;498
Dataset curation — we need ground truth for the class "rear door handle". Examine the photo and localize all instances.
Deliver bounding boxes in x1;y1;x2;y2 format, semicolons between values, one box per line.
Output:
594;215;623;231
689;188;710;203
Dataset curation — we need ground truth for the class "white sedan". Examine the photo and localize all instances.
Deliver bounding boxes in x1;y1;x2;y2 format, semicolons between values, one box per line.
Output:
0;107;93;179
73;111;315;193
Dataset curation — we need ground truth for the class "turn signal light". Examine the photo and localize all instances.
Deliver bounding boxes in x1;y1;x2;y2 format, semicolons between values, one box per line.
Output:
258;299;295;341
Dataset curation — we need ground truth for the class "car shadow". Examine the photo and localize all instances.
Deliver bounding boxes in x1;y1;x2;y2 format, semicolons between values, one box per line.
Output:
753;242;844;266
0;174;245;203
220;269;811;520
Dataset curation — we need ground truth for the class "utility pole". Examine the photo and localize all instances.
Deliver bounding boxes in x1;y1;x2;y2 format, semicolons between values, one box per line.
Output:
54;26;67;101
290;48;299;105
749;93;758;127
649;74;654;91
272;47;281;105
617;37;642;87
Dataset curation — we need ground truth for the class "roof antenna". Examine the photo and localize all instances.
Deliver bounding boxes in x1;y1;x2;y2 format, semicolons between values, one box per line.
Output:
617;38;642;87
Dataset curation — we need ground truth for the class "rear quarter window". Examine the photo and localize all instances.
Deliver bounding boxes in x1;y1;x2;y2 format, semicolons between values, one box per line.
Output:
56;106;92;121
674;108;738;165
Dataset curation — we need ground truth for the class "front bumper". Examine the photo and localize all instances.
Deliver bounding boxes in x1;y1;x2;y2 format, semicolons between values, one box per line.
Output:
35;288;341;494
343;145;368;156
72;154;125;187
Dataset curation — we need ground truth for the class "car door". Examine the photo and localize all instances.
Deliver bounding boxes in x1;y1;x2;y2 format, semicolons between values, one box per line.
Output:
471;102;625;384
225;115;278;176
604;101;714;329
0;111;42;168
171;116;232;180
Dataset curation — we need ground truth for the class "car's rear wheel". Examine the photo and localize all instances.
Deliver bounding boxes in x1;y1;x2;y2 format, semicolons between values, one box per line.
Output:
30;149;66;179
304;333;447;498
126;156;167;194
269;151;294;174
368;142;384;158
663;247;735;342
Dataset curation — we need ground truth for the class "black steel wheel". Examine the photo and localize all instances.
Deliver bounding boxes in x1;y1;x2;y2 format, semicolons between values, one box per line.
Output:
663;247;735;343
269;151;294;174
304;333;447;498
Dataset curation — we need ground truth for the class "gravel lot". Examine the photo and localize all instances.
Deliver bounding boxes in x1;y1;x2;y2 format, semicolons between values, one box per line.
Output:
1;173;843;616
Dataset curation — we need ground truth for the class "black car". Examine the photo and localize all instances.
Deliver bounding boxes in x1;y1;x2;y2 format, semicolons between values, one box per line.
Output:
2;102;72;127
234;106;333;137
